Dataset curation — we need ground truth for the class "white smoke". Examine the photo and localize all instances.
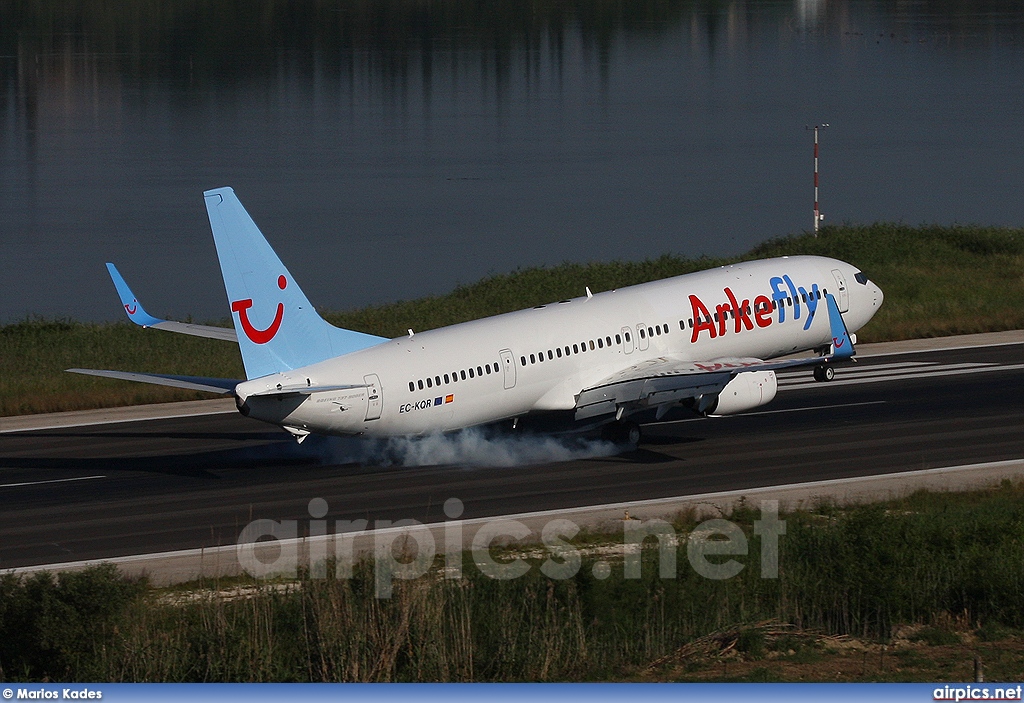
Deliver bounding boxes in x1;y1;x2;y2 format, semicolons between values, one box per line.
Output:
302;428;623;468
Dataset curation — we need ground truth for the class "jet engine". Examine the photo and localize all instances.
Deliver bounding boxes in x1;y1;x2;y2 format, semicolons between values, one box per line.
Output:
706;370;778;416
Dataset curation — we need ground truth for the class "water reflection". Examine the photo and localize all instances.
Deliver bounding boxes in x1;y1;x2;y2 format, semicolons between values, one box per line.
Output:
1;1;1022;322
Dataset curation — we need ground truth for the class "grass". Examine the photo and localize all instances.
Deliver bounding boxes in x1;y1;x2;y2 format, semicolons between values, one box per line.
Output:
4;482;1024;682
2;222;1022;416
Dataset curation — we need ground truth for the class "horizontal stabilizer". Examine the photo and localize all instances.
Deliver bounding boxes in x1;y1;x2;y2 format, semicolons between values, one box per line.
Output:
106;263;237;342
149;320;237;342
66;368;240;394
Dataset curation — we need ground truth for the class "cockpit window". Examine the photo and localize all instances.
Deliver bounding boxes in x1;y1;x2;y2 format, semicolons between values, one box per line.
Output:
854;272;869;285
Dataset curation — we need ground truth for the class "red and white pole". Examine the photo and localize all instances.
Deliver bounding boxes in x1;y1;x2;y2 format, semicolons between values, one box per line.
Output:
809;123;829;235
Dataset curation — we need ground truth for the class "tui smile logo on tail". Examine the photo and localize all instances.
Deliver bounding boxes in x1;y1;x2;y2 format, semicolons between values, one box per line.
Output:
232;275;287;344
125;300;138;315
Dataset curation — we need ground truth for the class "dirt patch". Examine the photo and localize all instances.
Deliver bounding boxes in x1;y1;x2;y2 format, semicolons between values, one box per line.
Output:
638;622;1024;682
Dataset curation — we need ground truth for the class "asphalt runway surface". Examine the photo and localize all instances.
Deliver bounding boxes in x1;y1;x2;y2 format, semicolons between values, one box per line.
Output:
1;343;1021;569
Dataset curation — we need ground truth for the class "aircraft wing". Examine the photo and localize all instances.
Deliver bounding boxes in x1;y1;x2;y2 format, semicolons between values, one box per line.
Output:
575;292;855;420
106;263;238;342
66;369;241;394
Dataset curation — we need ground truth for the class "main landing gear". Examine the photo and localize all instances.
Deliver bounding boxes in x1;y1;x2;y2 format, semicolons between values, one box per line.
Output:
813;364;835;382
603;420;641;445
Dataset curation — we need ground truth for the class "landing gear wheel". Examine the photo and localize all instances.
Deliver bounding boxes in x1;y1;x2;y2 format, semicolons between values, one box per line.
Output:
603;420;641;445
813;364;835;382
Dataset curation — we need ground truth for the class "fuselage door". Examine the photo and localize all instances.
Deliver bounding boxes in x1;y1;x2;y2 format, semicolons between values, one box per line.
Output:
621;326;634;354
499;349;516;389
830;269;850;313
637;323;650;351
363;373;382;421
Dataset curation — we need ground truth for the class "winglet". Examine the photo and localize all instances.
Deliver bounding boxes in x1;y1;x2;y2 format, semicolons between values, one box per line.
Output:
106;263;163;327
825;292;855;359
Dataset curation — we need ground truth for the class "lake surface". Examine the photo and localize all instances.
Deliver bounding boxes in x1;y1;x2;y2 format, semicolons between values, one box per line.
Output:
2;0;1023;323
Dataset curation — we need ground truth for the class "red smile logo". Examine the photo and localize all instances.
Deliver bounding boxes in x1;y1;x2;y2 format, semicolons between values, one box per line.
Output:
833;336;845;349
232;275;287;344
125;301;138;315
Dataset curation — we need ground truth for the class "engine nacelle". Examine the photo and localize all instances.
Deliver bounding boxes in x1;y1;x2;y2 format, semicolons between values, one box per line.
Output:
707;370;778;416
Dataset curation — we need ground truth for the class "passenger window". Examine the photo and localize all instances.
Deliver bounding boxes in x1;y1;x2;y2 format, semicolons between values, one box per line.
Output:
435;376;441;386
606;336;612;346
538;352;544;363
530;353;536;364
427;377;433;388
573;343;579;354
556;348;562;358
615;334;621;344
639;328;646;339
485;365;491;375
589;340;595;350
469;368;475;378
444;374;450;384
409;382;415;392
494;362;499;372
625;332;631;342
418;380;424;390
477;366;483;376
597;338;604;349
453;371;459;382
521;356;526;366
461;370;467;380
547;350;553;360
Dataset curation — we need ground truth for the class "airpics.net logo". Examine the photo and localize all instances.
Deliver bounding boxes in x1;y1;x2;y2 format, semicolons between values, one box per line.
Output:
235;498;786;599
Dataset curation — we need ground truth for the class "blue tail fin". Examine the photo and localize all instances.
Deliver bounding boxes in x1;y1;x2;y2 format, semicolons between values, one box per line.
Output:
203;187;386;380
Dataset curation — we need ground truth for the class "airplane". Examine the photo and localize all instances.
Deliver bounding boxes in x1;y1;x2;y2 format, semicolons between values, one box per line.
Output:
69;187;884;446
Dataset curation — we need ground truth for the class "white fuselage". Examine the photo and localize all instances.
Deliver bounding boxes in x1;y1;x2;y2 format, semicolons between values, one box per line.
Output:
234;256;883;436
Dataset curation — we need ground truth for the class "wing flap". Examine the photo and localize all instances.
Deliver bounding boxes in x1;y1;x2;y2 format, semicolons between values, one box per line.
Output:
66;369;240;394
576;365;733;420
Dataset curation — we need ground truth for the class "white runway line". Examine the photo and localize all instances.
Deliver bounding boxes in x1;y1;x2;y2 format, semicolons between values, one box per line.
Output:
648;400;887;425
779;362;986;385
0;475;106;489
779;363;1024;390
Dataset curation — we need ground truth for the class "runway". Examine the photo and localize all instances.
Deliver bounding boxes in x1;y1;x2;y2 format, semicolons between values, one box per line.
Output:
1;342;1021;570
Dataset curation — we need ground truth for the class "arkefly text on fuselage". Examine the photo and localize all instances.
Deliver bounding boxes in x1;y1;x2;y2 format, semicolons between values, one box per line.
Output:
70;188;883;445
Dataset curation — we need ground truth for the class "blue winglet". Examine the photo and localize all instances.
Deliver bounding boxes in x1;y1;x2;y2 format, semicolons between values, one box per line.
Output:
825;292;855;359
106;263;164;327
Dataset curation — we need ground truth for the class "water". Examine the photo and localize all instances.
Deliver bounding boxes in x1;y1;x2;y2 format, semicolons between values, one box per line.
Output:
2;0;1022;324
